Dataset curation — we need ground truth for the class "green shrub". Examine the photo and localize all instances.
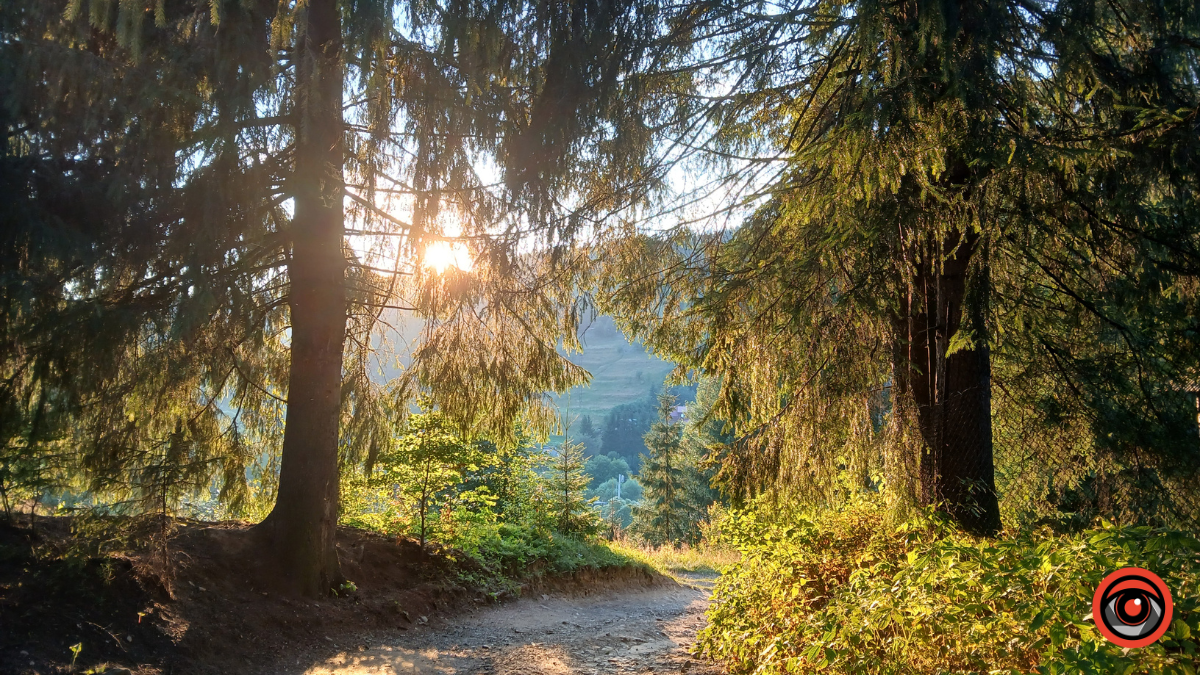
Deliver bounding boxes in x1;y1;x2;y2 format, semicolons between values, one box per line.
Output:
698;498;1200;675
442;520;644;596
451;521;634;577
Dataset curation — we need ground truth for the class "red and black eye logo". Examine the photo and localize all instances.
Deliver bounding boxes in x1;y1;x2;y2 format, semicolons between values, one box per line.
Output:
1092;567;1173;648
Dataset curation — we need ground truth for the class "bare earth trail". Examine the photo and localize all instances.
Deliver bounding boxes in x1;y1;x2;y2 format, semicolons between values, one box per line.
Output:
287;574;725;675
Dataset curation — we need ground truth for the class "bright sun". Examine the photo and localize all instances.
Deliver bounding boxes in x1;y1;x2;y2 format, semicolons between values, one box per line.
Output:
423;241;473;273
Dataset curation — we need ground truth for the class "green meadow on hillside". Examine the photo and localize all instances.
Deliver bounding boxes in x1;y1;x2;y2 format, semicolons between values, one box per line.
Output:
551;315;677;434
373;312;676;438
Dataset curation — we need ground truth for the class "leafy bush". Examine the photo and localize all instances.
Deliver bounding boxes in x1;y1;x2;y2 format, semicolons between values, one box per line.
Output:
586;453;632;489
699;498;1200;675
451;521;637;580
341;412;528;544
590;476;642;503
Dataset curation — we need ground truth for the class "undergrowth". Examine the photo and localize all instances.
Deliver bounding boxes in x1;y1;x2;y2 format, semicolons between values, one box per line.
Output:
337;412;644;595
698;497;1200;675
448;521;647;595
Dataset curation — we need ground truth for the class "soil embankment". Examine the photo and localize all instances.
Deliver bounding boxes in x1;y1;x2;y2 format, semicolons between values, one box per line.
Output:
1;520;723;675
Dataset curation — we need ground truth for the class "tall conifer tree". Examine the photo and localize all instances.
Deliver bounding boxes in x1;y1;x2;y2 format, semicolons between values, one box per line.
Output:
594;0;1200;532
633;394;690;545
547;438;596;535
2;0;677;593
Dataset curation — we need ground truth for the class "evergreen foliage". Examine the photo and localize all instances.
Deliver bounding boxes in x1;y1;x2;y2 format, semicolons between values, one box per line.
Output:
679;378;726;514
2;0;1198;617
632;394;713;545
595;385;695;472
341;410;636;586
633;395;688;545
335;410;649;594
547;439;598;536
1;0;681;590
578;415;597;439
599;394;659;471
591;0;1200;531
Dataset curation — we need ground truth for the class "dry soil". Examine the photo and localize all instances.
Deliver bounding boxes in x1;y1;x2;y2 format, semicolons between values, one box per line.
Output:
282;573;724;675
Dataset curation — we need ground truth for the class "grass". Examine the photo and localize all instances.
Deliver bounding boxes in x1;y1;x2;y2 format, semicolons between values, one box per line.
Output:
372;312;676;434
607;538;740;579
552;317;677;427
446;523;655;597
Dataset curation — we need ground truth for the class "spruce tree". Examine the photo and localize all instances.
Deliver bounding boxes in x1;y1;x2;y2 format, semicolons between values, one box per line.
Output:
594;0;1200;532
633;394;690;546
676;379;723;537
547;439;597;535
579;415;596;439
2;0;676;593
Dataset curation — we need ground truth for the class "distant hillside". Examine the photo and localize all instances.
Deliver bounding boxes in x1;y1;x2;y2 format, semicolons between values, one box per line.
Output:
552;315;679;434
369;311;685;439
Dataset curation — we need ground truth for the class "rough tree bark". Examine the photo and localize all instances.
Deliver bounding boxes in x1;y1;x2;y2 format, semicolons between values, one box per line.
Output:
894;230;1002;535
889;0;1001;535
255;0;347;596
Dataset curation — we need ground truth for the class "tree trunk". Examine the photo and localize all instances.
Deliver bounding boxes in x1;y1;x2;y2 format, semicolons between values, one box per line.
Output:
419;464;430;547
0;483;11;525
895;230;1001;535
256;0;346;596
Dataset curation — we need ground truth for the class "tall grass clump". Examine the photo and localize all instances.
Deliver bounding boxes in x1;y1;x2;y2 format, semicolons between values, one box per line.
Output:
608;537;740;576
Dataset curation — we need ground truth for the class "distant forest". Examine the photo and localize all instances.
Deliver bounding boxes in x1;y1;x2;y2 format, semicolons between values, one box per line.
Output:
573;383;695;474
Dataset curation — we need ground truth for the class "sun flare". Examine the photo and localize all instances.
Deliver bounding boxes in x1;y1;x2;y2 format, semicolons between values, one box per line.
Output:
423;241;473;273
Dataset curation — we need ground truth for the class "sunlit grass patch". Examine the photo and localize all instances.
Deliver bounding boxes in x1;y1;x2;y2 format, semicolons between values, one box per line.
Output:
608;538;740;576
452;522;647;579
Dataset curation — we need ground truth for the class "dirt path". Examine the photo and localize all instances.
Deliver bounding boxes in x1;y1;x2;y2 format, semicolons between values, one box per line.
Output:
286;574;724;675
